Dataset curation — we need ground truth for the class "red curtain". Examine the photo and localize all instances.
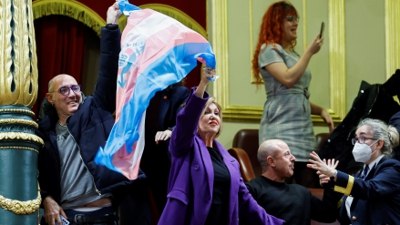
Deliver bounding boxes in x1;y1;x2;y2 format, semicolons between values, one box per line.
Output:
32;8;205;116
33;15;86;116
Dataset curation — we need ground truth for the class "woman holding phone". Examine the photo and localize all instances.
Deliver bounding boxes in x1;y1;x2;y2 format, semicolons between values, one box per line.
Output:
252;1;333;187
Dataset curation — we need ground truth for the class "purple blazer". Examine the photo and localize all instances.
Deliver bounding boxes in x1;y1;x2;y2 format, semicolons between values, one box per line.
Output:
158;89;284;225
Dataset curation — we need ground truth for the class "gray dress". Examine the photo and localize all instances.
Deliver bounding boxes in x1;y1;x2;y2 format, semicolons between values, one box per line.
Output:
258;43;317;161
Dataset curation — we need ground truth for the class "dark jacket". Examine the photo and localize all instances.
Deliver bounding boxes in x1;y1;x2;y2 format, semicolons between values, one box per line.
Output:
157;85;189;131
318;71;400;172
332;157;400;225
389;111;400;160
36;26;144;208
140;84;189;214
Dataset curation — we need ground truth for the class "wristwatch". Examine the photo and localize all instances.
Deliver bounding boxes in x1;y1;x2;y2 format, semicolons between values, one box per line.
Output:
330;170;338;181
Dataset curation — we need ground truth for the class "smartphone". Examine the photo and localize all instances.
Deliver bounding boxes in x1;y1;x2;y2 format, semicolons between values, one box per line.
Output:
55;214;70;225
319;22;325;38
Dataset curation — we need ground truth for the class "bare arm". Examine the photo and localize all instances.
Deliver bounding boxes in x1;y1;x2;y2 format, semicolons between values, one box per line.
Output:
310;102;334;133
195;67;215;98
169;67;215;156
265;34;323;88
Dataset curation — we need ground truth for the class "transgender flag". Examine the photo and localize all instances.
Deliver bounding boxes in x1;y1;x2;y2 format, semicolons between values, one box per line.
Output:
94;0;216;180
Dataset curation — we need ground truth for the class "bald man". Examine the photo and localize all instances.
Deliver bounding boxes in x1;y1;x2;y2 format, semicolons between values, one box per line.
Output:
36;4;146;225
243;139;337;225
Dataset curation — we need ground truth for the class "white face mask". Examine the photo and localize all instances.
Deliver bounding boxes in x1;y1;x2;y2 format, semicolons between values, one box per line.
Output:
352;140;378;163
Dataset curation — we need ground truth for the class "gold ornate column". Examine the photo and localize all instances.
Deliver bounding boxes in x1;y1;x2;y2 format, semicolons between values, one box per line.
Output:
0;0;43;223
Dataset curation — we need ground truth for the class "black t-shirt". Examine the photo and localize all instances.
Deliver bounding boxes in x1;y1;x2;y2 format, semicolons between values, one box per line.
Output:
205;147;231;225
245;176;336;225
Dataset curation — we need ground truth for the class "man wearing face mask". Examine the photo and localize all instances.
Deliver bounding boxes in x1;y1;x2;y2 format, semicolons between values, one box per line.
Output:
307;118;400;225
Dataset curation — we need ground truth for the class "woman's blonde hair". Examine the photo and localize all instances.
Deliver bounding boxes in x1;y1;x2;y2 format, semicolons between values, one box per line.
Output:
199;97;223;138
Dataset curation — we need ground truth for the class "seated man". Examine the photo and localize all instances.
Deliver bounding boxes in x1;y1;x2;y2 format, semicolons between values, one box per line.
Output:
36;3;146;225
243;139;337;225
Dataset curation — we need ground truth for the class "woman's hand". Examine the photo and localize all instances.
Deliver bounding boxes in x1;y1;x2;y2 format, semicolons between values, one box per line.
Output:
155;130;172;144
306;34;324;55
195;66;216;98
321;108;334;133
307;151;338;178
201;66;215;84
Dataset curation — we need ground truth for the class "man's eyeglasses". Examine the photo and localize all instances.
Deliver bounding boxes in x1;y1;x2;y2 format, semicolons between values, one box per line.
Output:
351;136;376;145
286;15;300;23
52;85;81;96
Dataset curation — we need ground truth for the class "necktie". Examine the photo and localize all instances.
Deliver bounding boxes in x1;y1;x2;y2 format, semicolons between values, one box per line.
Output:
361;165;370;180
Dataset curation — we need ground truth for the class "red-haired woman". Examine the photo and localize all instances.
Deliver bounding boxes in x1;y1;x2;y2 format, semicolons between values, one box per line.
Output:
252;1;333;187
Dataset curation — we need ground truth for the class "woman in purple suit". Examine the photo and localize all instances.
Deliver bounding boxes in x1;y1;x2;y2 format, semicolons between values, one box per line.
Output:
158;68;284;225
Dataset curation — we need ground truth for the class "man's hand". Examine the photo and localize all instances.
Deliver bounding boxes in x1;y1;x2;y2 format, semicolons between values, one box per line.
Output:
107;2;122;24
43;196;67;225
155;130;172;144
318;172;331;186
